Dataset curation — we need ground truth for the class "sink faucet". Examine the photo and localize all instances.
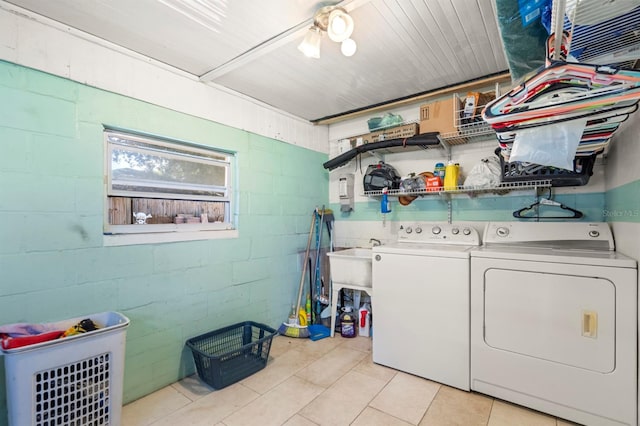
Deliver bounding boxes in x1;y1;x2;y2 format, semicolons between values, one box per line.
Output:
369;238;381;247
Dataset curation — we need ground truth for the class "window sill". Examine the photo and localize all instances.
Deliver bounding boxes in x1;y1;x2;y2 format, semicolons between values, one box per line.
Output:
103;227;238;246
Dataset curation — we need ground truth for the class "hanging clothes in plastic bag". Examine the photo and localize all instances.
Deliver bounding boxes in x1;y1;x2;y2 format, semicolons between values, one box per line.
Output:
509;119;586;170
464;157;503;188
494;0;549;82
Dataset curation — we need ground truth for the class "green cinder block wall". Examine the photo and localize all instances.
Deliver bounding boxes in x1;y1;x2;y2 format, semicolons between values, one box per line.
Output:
0;60;328;424
605;180;640;223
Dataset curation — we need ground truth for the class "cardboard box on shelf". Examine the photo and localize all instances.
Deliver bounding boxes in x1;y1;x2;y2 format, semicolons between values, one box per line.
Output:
348;133;374;146
456;91;495;128
349;123;419;145
419;98;457;136
372;123;418;141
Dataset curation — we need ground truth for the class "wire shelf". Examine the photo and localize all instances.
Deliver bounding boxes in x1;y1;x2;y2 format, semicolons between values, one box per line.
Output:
439;122;496;146
363;180;552;197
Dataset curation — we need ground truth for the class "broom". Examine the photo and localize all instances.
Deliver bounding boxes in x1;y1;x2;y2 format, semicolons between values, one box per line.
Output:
278;211;316;338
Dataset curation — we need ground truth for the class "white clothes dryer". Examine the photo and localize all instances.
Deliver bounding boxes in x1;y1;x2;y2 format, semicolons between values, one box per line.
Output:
471;222;637;426
373;223;480;391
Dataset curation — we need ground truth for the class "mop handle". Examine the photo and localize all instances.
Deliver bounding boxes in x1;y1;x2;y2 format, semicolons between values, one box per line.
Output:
295;212;316;320
314;206;325;321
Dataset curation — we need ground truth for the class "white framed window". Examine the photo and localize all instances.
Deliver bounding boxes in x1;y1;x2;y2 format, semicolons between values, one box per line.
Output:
104;128;236;239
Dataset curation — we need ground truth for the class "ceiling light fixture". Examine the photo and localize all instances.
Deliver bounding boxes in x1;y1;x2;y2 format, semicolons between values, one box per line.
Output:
340;37;357;57
298;26;323;58
298;6;357;59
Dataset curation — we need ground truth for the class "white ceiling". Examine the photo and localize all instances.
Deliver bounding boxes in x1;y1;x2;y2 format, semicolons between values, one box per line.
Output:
5;0;509;122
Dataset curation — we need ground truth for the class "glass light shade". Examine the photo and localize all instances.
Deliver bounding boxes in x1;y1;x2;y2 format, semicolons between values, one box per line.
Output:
331;15;346;35
341;38;357;57
298;27;322;58
327;9;354;42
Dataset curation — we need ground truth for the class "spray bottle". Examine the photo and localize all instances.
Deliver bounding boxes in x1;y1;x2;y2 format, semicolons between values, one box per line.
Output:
381;187;391;226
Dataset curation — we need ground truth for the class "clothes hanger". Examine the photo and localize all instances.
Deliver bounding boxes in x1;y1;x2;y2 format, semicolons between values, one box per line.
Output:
513;189;584;220
483;61;640;130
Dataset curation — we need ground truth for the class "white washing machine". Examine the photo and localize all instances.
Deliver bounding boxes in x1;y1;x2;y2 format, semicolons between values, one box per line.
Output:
471;222;637;426
372;223;480;391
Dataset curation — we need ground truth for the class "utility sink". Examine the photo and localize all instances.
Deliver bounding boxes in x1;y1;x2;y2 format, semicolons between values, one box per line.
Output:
327;248;372;288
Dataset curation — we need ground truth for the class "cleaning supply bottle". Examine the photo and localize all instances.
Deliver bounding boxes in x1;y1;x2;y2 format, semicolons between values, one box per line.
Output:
305;294;312;324
434;162;446;180
381;187;391;226
381;187;391;214
358;304;371;337
298;308;308;326
340;307;356;338
289;304;297;324
443;161;460;191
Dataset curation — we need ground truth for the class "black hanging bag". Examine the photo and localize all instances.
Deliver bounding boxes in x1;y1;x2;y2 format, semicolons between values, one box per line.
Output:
363;161;402;192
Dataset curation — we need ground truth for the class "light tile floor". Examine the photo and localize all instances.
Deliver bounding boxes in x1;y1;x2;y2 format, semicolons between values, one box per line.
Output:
122;335;580;426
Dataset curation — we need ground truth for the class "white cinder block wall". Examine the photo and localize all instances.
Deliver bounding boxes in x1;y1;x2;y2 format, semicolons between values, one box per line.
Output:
0;2;329;154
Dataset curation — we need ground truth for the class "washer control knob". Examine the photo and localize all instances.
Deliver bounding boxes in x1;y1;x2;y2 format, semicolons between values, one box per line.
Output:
451;227;459;235
462;228;471;236
496;227;509;237
432;226;441;235
405;227;413;234
375;255;381;261
415;227;422;234
589;230;600;238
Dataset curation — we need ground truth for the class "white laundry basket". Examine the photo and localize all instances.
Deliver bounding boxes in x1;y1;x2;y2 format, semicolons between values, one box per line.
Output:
1;311;130;426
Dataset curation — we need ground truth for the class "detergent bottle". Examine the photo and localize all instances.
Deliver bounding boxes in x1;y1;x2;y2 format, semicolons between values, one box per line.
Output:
443;161;460;191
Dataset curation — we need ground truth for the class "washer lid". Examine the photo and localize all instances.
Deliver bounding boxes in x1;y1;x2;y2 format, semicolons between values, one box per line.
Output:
483;222;614;250
374;242;474;258
471;245;637;268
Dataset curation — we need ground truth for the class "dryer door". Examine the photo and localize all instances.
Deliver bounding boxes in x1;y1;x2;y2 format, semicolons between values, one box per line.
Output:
483;268;615;372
